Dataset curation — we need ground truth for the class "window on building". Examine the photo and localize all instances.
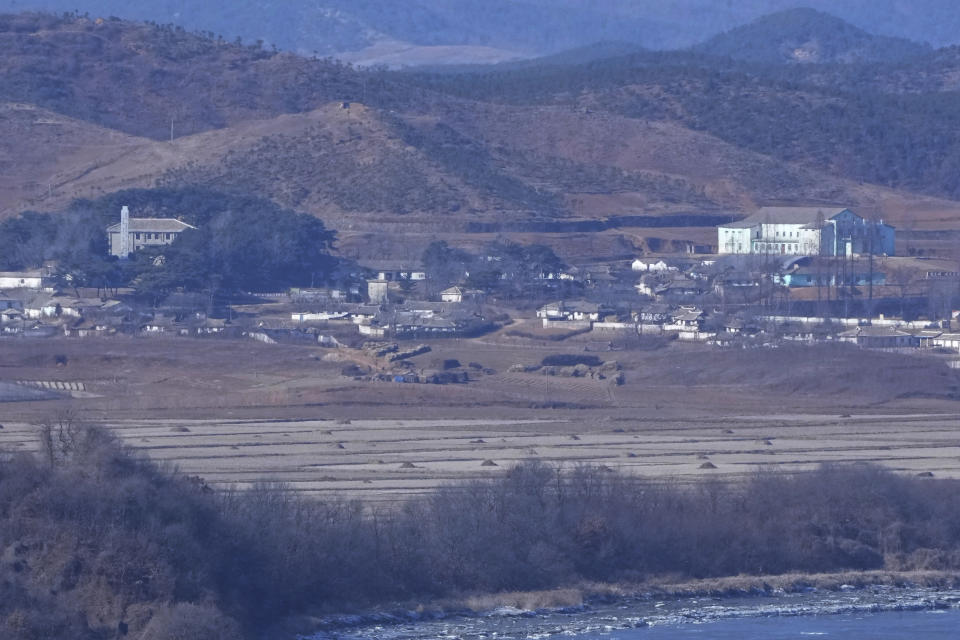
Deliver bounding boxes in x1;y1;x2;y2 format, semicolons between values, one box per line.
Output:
135;233;141;240
165;233;172;240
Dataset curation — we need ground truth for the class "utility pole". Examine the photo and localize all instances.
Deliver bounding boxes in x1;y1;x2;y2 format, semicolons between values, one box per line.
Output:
867;220;875;316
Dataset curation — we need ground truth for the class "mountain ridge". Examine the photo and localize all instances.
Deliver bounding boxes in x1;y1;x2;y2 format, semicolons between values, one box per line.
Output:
2;1;960;66
694;8;931;64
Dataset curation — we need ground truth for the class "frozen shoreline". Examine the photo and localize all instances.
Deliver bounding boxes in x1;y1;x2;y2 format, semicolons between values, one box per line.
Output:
295;577;960;639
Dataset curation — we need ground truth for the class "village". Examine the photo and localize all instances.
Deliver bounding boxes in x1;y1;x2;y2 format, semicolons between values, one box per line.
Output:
0;205;958;382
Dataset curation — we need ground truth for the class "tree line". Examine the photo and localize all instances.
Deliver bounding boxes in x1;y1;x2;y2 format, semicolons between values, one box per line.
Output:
0;187;337;303
3;421;960;639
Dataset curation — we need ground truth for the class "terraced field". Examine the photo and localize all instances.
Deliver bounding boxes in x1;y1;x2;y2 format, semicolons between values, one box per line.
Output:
4;411;959;503
1;335;959;502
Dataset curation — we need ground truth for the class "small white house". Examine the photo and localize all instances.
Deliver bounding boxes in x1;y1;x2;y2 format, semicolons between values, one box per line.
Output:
536;300;601;323
537;302;565;319
0;270;49;291
933;333;960;353
440;286;464;303
631;259;676;273
367;280;389;304
377;270;426;281
291;311;349;323
24;296;77;319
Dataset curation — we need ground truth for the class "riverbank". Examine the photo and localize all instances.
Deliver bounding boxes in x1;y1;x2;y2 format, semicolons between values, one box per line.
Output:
273;570;960;639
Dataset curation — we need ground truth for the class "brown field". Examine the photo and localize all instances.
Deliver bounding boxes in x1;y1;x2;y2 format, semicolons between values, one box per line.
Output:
1;334;959;502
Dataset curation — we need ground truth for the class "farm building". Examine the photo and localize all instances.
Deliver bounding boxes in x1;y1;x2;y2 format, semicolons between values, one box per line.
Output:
933;333;960;353
536;301;602;322
0;270;52;291
440;286;464;303
838;326;916;349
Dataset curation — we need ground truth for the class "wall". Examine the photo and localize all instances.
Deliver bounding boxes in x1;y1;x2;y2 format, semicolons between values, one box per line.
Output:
0;275;43;290
542;318;592;329
717;226;752;254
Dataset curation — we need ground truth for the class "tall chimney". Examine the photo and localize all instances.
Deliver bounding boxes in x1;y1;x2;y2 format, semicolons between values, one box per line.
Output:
119;205;131;257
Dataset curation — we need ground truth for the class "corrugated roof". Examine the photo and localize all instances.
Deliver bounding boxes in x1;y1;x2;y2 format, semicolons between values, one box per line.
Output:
840;326;913;338
106;218;196;233
721;207;852;229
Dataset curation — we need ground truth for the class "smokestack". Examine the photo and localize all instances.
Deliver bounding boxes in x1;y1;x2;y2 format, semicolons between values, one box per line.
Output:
119;205;131;257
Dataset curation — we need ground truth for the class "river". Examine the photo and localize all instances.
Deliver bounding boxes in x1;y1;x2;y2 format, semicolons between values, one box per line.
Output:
303;587;960;640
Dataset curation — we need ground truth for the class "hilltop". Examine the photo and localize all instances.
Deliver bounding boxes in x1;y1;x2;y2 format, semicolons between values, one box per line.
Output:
694;8;930;64
0;12;392;140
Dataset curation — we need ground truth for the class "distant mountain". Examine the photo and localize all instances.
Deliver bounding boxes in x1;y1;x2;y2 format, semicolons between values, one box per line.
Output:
694;8;931;64
2;0;960;67
0;0;664;65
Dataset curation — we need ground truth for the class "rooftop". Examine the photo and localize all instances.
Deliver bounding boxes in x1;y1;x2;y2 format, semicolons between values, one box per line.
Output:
840;326;913;338
106;218;196;233
722;206;852;229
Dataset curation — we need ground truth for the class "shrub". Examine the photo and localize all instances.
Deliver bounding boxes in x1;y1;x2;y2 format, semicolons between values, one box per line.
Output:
541;354;602;367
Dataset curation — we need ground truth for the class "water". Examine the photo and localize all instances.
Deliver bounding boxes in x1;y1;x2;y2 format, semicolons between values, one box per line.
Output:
593;610;960;639
305;588;960;640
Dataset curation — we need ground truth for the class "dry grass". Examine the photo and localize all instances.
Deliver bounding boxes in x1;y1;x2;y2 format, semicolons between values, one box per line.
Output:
643;570;960;596
1;336;959;503
461;588;584;611
402;570;960;615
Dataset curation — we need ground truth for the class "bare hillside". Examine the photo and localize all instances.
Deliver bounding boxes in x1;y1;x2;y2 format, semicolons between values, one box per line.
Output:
0;101;146;213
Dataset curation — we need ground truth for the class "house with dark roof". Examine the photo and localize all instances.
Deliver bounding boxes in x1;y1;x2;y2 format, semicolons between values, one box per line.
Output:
107;206;195;257
718;206;894;257
838;325;917;349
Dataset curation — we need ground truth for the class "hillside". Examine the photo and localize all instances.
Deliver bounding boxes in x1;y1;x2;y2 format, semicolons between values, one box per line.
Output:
407;51;960;202
0;12;397;140
694;8;930;64
2;12;960;263
0;101;146;210
12;94;957;228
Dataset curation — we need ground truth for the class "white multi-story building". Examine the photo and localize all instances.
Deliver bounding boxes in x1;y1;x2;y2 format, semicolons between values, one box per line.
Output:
718;207;894;257
106;206;195;258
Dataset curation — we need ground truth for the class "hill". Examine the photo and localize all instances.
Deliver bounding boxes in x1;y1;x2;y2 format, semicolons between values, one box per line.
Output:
3;12;960;263
694;8;930;64
405;49;960;202
0;12;395;140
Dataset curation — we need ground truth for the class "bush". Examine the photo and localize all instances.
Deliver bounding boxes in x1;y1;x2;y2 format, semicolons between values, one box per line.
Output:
541;354;603;367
